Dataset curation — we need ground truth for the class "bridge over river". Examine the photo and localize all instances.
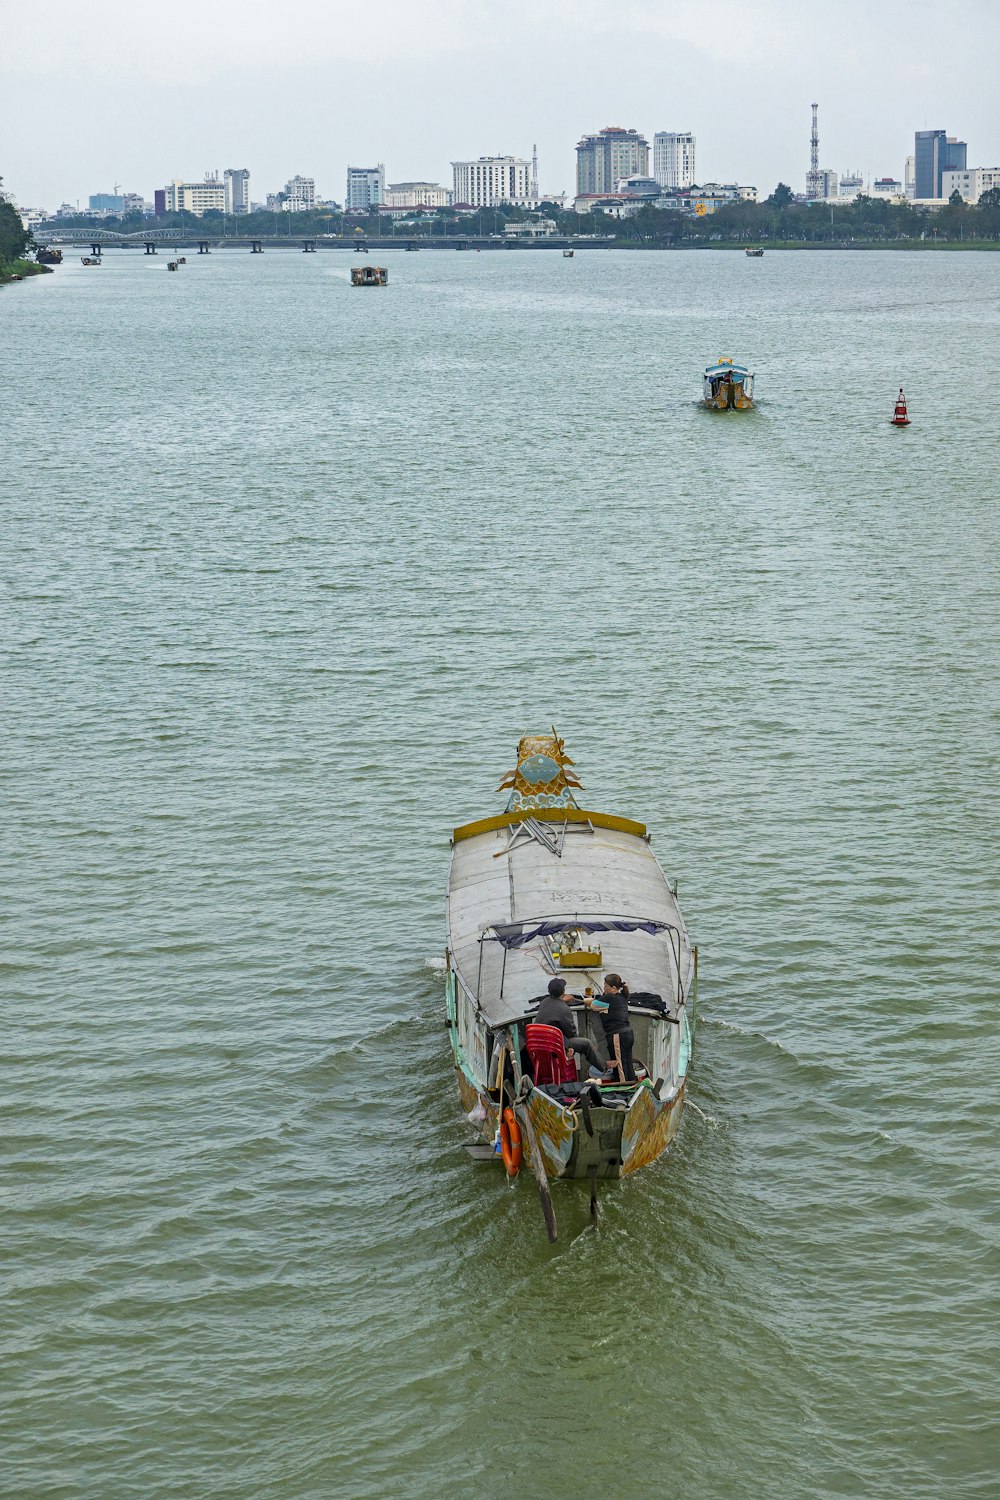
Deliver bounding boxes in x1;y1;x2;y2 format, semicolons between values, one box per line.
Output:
35;229;614;254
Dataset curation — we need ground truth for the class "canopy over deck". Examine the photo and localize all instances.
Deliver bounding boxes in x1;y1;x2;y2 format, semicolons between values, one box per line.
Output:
704;361;751;379
490;916;676;948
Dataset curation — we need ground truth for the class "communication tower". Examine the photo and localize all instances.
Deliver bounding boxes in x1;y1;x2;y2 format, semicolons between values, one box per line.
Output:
806;102;822;200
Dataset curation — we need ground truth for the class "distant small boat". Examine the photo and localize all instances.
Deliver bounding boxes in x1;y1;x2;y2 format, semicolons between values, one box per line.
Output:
167;261;179;271
80;257;102;266
405;245;420;252
703;357;754;410
563;248;574;257
36;247;63;265
746;247;764;257
351;265;388;286
891;388;911;426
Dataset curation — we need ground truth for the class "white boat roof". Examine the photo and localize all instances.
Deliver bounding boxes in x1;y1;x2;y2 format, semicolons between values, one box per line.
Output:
447;816;688;1027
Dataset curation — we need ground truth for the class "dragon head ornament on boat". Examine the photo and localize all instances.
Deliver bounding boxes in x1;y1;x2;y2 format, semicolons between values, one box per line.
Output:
497;729;583;813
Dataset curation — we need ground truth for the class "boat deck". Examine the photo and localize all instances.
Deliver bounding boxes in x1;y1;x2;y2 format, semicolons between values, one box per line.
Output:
448;816;686;1027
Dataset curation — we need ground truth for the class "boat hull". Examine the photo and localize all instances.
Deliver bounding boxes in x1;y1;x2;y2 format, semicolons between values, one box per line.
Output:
454;1063;687;1180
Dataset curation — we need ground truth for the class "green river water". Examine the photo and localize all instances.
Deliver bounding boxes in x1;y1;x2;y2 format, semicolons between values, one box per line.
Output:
3;247;999;1499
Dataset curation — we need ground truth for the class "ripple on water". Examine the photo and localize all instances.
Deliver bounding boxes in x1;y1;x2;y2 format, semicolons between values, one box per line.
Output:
2;248;999;1499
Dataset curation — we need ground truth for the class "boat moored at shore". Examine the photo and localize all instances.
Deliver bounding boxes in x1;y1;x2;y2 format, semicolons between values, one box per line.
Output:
445;733;696;1237
703;357;754;410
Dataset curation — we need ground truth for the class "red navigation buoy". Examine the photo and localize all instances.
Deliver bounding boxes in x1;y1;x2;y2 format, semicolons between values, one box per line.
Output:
891;387;911;426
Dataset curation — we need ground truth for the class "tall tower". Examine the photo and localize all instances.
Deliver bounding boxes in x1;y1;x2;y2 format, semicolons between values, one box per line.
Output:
806;102;822;199
531;143;539;204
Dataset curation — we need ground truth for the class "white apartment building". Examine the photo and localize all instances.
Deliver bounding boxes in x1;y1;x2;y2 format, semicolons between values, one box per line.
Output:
452;156;534;207
872;178;904;199
384;181;452;208
160;175;228;215
653;132;695;190
224;168;251;215
345;165;385;211
839;171;864;199
941;166;1000;203
282;175;316;211
905;156;916;199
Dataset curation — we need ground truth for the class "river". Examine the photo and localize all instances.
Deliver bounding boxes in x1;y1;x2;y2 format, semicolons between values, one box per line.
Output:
3;246;999;1499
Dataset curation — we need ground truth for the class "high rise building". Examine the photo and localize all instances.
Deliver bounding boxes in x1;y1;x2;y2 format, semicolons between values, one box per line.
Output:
283;176;315;211
652;132;695;190
451;156;534;207
158;175;228;215
345;165;385;211
914;130;967;198
88;193;124;212
224;168;251;215
576;127;650;196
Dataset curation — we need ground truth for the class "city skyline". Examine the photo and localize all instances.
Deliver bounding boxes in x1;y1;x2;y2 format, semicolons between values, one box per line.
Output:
3;0;1000;207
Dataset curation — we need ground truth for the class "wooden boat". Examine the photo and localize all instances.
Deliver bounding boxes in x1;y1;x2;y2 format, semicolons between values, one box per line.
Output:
446;732;696;1236
745;247;764;257
36;247;63;265
167;261;179;271
80;257;102;266
351;265;388;286
563;248;574;257
703;357;754;410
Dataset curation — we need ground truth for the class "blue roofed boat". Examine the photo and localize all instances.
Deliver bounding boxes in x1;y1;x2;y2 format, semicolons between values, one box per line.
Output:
703;357;755;410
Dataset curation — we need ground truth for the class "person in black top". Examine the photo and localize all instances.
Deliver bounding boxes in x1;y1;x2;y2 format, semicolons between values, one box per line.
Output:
597;973;636;1082
533;977;605;1075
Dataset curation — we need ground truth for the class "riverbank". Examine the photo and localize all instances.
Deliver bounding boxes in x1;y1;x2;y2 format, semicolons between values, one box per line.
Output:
0;259;53;286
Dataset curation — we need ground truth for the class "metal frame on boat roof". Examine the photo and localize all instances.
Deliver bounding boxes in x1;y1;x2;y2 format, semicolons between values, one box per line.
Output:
477;912;686;1009
453;806;647;843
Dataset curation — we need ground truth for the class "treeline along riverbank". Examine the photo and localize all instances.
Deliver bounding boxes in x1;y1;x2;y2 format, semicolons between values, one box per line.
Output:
0;183;51;284
47;180;1000;250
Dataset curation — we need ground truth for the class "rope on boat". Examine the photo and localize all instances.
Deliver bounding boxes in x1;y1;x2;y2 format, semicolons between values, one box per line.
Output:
685;1099;718;1127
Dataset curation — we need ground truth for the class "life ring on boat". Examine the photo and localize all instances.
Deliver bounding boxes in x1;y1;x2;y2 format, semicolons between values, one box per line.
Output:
500;1107;522;1176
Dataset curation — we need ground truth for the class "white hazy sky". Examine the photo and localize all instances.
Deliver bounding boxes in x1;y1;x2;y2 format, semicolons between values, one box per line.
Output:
3;0;999;207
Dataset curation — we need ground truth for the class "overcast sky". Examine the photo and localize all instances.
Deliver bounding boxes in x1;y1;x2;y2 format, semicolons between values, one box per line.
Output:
3;0;999;207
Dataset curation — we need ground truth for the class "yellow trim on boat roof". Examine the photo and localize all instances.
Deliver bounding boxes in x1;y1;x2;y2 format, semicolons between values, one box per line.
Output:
452;806;647;843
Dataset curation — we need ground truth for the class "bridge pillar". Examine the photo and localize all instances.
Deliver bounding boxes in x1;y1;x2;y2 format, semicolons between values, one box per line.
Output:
303;240;315;252
251;241;263;253
198;241;210;254
145;241;157;255
91;244;103;257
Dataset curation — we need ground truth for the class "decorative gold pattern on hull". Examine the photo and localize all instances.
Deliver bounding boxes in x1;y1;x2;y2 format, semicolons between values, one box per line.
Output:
620;1083;685;1175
